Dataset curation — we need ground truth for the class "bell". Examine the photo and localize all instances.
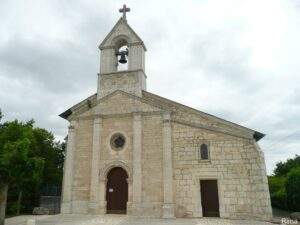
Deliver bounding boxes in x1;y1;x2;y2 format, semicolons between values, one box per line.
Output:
116;48;128;64
118;53;127;64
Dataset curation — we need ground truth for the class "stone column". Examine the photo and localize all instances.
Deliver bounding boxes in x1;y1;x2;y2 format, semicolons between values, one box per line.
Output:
162;112;175;218
132;113;142;214
98;177;107;214
61;121;77;213
89;117;102;214
126;178;133;215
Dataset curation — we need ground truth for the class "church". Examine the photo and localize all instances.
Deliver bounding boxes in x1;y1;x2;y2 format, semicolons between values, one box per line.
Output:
59;5;272;220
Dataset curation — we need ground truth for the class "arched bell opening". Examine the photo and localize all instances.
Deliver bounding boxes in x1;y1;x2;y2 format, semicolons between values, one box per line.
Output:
106;167;128;214
114;38;129;71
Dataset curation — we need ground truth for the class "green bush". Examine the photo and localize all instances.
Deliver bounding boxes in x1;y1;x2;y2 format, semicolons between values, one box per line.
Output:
286;167;300;211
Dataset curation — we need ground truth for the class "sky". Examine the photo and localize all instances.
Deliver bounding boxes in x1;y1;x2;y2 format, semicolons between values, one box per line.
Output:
0;0;299;174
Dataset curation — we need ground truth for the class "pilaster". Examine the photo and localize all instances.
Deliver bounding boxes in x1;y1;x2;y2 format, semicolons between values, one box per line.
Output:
89;117;103;214
99;177;107;214
61;121;77;214
162;112;175;218
126;177;133;215
132;113;142;214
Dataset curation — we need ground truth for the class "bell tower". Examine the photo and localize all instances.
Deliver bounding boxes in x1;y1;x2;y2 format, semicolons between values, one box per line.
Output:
97;5;147;99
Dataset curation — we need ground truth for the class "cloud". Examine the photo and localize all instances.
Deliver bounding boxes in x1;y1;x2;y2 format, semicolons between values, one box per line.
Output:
0;0;299;174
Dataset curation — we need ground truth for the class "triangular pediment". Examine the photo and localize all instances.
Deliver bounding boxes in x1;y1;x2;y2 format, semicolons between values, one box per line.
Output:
62;91;165;119
99;17;146;50
93;90;163;115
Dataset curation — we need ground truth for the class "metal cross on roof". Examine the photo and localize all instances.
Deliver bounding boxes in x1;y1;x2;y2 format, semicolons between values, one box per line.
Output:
119;4;130;20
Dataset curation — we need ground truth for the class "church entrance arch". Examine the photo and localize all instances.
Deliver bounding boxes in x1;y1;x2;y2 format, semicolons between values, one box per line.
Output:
106;167;128;214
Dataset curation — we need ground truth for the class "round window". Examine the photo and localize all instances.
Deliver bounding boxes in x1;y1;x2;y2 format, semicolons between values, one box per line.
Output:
110;133;126;150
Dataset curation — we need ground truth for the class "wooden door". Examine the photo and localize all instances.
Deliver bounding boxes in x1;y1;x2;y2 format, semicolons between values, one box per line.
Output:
106;167;128;214
200;180;220;217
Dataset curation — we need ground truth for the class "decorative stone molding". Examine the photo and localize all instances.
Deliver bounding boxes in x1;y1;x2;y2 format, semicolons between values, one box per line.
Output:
111;34;132;49
100;160;132;181
110;132;126;151
106;130;129;153
162;111;171;123
98;160;133;215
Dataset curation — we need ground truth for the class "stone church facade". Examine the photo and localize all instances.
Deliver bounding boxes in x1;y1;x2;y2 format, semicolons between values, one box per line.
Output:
60;7;272;220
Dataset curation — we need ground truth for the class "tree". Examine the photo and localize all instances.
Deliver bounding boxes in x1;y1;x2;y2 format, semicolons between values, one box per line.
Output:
32;128;65;186
274;155;300;176
0;109;65;223
268;176;287;209
0;119;45;223
286;167;300;211
0;138;44;214
28;128;65;209
269;155;300;212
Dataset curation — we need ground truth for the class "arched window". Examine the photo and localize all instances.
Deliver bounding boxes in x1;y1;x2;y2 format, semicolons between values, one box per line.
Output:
199;144;209;160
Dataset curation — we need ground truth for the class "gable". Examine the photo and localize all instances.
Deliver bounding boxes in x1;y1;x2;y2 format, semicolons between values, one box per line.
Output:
93;91;162;115
60;91;164;120
99;17;146;50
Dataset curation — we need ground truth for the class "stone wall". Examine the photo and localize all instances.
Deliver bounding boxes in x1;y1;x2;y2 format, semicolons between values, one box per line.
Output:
172;122;272;220
100;116;133;163
140;115;163;217
98;70;146;98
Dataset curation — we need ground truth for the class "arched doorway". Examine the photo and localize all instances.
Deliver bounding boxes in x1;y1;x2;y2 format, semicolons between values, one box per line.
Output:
106;167;128;214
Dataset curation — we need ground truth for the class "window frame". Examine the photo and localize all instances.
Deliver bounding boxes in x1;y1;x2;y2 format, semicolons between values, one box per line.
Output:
110;133;126;151
198;142;210;162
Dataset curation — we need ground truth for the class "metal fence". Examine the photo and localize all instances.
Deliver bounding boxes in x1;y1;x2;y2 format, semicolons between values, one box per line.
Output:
40;196;61;214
